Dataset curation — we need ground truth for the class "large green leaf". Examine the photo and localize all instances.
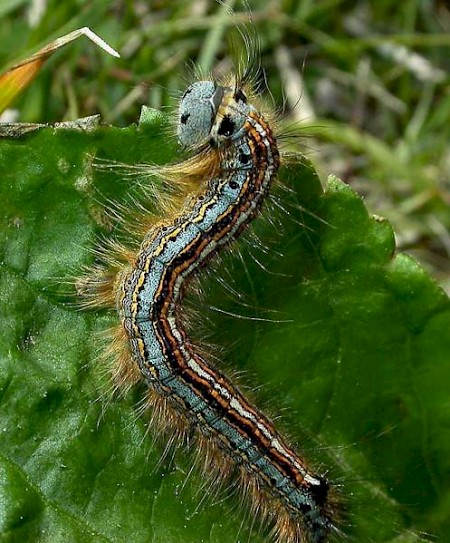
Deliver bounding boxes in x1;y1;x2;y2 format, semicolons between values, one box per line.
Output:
0;110;449;543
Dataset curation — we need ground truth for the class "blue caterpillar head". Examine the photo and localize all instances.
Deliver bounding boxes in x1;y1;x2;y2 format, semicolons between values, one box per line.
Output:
177;80;252;149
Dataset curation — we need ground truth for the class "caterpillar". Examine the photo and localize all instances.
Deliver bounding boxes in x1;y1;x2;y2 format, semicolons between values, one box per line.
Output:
79;62;341;542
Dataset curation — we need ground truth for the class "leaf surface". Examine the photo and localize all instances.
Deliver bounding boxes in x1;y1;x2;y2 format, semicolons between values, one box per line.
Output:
0;111;448;542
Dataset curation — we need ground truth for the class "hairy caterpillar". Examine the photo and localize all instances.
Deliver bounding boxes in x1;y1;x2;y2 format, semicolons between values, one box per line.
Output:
79;55;341;543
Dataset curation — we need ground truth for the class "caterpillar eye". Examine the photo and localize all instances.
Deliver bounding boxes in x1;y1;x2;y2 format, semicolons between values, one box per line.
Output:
233;88;247;104
180;113;190;125
218;115;236;137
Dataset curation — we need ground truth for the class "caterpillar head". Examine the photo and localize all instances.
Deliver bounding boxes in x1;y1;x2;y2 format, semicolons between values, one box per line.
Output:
177;80;252;149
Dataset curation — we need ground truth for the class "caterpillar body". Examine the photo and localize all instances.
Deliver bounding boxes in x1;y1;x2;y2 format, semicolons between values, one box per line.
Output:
81;72;341;543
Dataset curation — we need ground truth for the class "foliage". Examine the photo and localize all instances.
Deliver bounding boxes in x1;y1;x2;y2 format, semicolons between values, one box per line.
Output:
0;109;449;542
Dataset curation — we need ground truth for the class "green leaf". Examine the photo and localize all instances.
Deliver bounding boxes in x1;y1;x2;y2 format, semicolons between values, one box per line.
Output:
0;110;449;543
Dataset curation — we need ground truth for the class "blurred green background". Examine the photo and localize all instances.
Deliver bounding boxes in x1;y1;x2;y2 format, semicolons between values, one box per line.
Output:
1;0;449;289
